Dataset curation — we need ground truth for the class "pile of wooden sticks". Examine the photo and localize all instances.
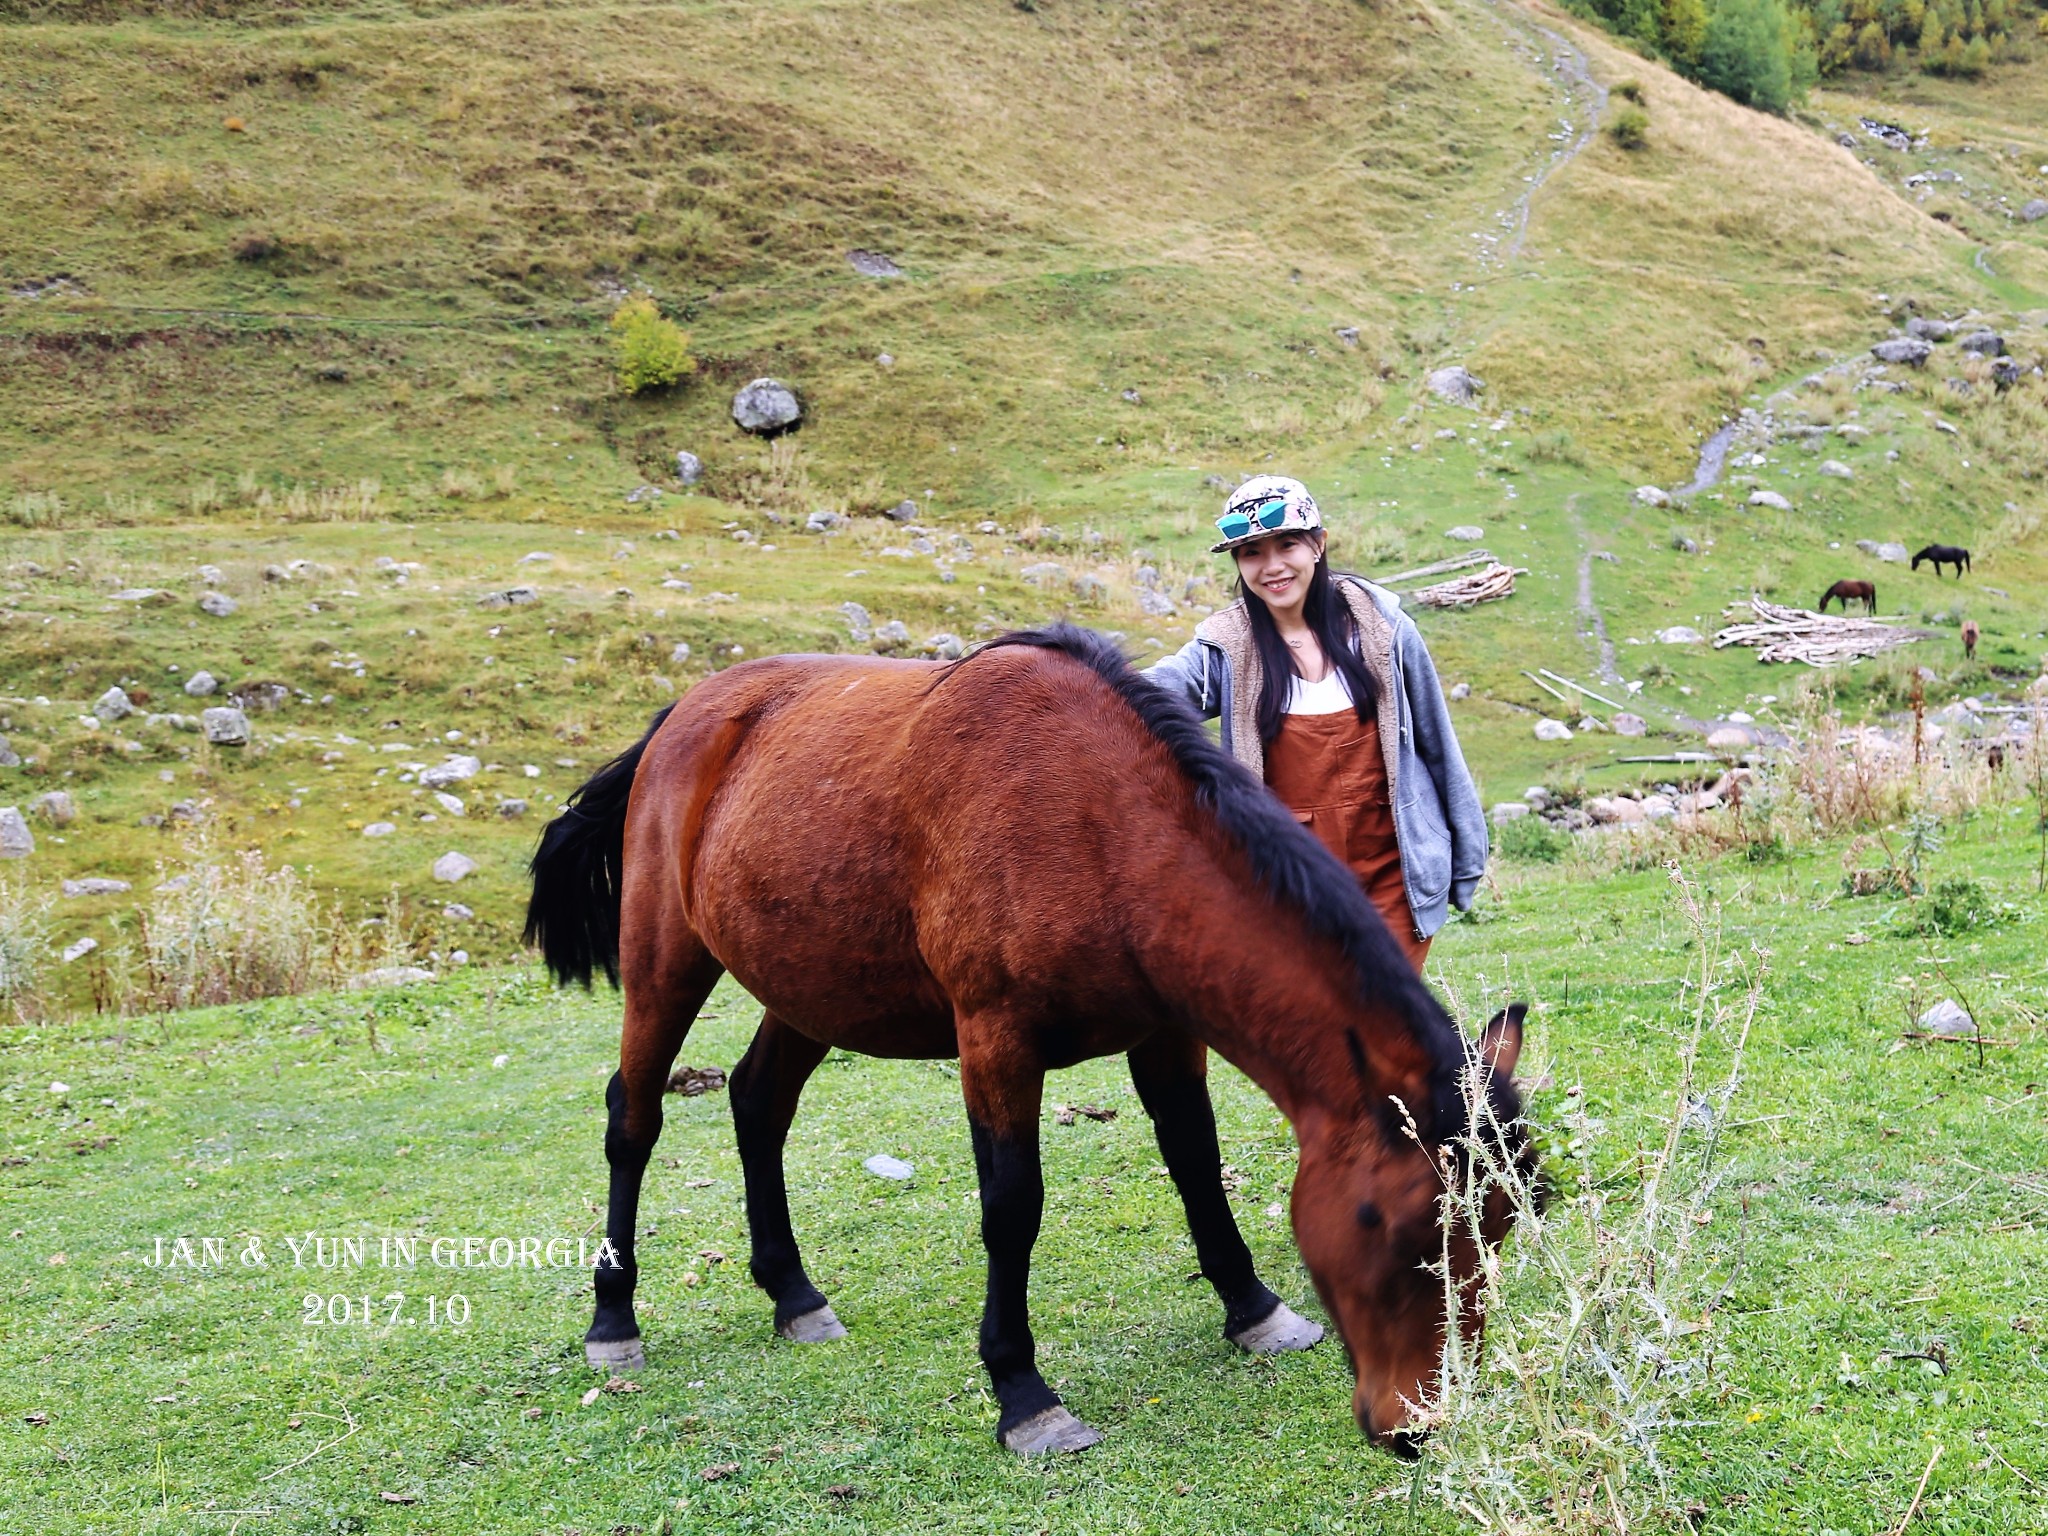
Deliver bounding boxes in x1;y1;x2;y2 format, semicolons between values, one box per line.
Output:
1712;596;1930;665
1411;561;1526;608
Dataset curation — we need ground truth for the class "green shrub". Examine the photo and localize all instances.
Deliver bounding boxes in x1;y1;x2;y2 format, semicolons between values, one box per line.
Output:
1697;0;1801;111
1497;814;1573;863
1913;876;2012;935
1608;105;1651;149
1614;77;1647;102
609;297;696;396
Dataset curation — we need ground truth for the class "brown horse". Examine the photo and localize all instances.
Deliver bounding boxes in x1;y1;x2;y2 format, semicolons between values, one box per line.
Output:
1818;579;1875;615
525;627;1529;1456
1962;619;1979;660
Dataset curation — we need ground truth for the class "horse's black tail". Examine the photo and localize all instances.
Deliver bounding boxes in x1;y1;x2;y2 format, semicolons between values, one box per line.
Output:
524;705;675;990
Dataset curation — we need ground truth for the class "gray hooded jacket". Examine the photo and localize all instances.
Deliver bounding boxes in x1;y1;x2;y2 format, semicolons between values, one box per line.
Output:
1143;574;1488;938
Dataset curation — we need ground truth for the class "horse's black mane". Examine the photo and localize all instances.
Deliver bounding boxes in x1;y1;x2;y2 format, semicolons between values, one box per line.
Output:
969;623;1480;1141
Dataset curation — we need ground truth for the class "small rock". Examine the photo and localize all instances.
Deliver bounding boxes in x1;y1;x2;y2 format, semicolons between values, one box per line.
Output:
362;821;396;838
1917;998;1974;1037
201;706;250;746
731;378;802;436
1957;329;2005;357
1870;337;1932;367
30;792;75;825
1633;486;1671;508
882;499;918;522
2022;199;2048;223
516;552;553;566
61;937;97;963
109;588;174;603
924;632;965;660
444;903;474;920
262;565;289;582
477;585;540;609
805;510;843;533
1448;682;1470;700
624;484;662;504
1655;626;1703;644
1819;460;1853;479
432;791;466;816
1706;725;1752;751
875;352;894;368
198;592;238;617
838;602;872;642
1445;525;1485;541
1490;802;1530;823
0;737;16;769
349;967;436;990
1748;489;1792;511
1333;326;1359;347
870;620;912;654
1576;715;1605;732
1611;712;1647;737
93;687;134;723
1671;535;1699;555
496;799;528;819
62;877;131;897
420;755;481;790
431;851;477;883
1905;316;1956;341
1426;364;1484;407
675;450;703;485
1875;541;1910;564
1020;562;1066;587
847;249;904;278
196;563;224;584
1640;794;1676;820
1522;786;1551;807
183;671;218;697
0;807;35;858
862;1154;915;1181
1533;718;1573;742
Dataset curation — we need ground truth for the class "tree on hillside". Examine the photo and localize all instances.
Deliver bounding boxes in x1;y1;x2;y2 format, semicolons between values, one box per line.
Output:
1661;0;1712;63
1698;0;1799;110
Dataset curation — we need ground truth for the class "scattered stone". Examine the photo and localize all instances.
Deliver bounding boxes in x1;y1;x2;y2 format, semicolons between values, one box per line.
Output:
1448;682;1471;700
496;799;528;819
1957;329;2005;357
1640;794;1677;820
109;588;175;604
431;851;477;883
1490;802;1530;823
61;937;97;964
432;791;466;816
674;450;703;485
201;706;250;746
870;620;911;654
805;510;843;532
863;1153;915;1181
1655;626;1703;644
1748;489;1792;511
1426;365;1483;407
1611;712;1647;737
1991;358;2021;391
1819;460;1853;479
93;687;134;723
924;632;965;660
0;807;34;858
516;552;553;567
228;680;288;713
1870;337;1932;367
882;499;918;522
2022;199;2048;223
1706;725;1752;751
420;755;481;790
624;484;662;505
1672;535;1700;555
183;671;218;697
875;352;894;368
1875;541;1909;564
477;586;540;609
0;737;16;769
62;878;131;897
1137;589;1176;617
1586;796;1645;825
838;602;873;643
1533;718;1573;742
1523;786;1551;808
1120;388;1142;405
349;967;436;990
1633;486;1671;508
262;565;289;582
847;249;904;278
30;792;75;825
731;378;802;436
1445;525;1485;541
1576;715;1605;733
362;822;396;838
1020;562;1066;587
1917;998;1974;1037
197;591;239;619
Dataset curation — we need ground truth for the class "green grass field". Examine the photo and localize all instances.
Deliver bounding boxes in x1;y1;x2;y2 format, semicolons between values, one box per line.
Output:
5;829;2046;1532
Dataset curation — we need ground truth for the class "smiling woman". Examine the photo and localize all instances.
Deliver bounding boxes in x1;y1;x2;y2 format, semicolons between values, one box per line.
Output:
1146;475;1488;970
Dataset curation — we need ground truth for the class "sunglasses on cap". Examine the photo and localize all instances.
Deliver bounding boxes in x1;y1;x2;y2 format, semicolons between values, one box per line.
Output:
1214;496;1291;543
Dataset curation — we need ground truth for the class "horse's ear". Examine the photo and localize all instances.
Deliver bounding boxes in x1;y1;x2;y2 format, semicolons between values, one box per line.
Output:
1478;1003;1526;1079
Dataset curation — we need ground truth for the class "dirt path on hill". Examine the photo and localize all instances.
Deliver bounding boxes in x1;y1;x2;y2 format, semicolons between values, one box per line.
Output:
1568;496;1625;685
1488;3;1609;263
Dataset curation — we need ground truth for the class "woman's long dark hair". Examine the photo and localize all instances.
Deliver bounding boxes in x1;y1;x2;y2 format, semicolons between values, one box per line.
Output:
1238;543;1376;744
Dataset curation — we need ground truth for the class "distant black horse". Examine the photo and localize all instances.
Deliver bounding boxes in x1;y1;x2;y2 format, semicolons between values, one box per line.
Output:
1818;579;1876;615
1912;544;1970;578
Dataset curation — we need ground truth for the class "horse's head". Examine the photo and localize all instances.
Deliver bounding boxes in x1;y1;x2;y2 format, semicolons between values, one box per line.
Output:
1289;1003;1532;1456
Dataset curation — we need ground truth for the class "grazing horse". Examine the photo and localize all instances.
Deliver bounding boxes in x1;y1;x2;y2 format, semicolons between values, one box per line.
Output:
1818;579;1876;615
1962;619;1979;660
1912;543;1971;578
526;626;1530;1457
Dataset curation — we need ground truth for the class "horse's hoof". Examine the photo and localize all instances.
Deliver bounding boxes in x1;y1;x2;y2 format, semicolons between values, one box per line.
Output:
585;1336;646;1372
1001;1405;1105;1455
777;1304;847;1343
1228;1301;1324;1355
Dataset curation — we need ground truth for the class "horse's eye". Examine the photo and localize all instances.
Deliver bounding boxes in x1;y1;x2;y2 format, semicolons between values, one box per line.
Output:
1355;1201;1383;1229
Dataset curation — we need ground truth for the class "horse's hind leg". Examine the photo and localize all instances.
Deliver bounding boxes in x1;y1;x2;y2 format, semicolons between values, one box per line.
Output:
1127;1030;1324;1354
729;1012;841;1341
587;931;725;1372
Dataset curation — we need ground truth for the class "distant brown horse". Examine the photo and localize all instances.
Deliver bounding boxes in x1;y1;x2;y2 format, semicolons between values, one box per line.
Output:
1819;579;1875;614
526;626;1529;1457
1962;619;1979;659
1912;543;1971;578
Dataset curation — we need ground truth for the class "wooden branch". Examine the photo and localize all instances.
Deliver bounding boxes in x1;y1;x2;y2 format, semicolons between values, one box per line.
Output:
1538;668;1624;710
1371;551;1494;587
1521;669;1572;703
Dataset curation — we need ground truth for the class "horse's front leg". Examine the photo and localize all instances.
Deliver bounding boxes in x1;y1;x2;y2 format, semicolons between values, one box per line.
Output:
959;1032;1102;1454
1127;1030;1324;1354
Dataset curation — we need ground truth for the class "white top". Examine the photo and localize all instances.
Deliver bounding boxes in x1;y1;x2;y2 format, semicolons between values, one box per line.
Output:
1285;667;1355;715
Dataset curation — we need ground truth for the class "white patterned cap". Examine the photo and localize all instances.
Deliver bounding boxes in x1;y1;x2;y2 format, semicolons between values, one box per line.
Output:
1211;475;1323;553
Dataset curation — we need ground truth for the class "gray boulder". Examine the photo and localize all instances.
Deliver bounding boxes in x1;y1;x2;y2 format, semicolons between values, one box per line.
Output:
1992;358;2021;392
1426;365;1484;407
674;450;703;485
183;670;218;697
2023;199;2048;223
1958;329;2005;357
1445;525;1485;541
1533;718;1573;742
199;592;238;618
847;249;904;278
1870;338;1932;367
93;686;134;723
839;602;873;643
870;620;912;654
1748;489;1792;511
477;585;540;609
1672;535;1700;554
496;798;529;819
431;851;477;883
30;791;75;825
362;821;396;838
1876;541;1909;564
62;877;130;897
201;706;251;745
1020;562;1067;587
731;378;802;436
1820;460;1853;479
0;806;32;858
670;641;692;664
1634;486;1671;508
419;755;481;790
1656;626;1703;644
805;510;843;532
924;633;965;660
1918;998;1974;1037
1490;802;1530;824
1905;316;1955;341
882;499;918;522
1612;712;1648;737
0;736;17;769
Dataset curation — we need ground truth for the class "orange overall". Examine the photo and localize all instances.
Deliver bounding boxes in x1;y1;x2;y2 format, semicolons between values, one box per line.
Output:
1264;710;1430;972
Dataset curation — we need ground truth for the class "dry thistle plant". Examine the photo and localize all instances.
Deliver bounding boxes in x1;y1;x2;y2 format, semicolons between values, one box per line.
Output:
137;834;331;1011
1411;864;1759;1532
